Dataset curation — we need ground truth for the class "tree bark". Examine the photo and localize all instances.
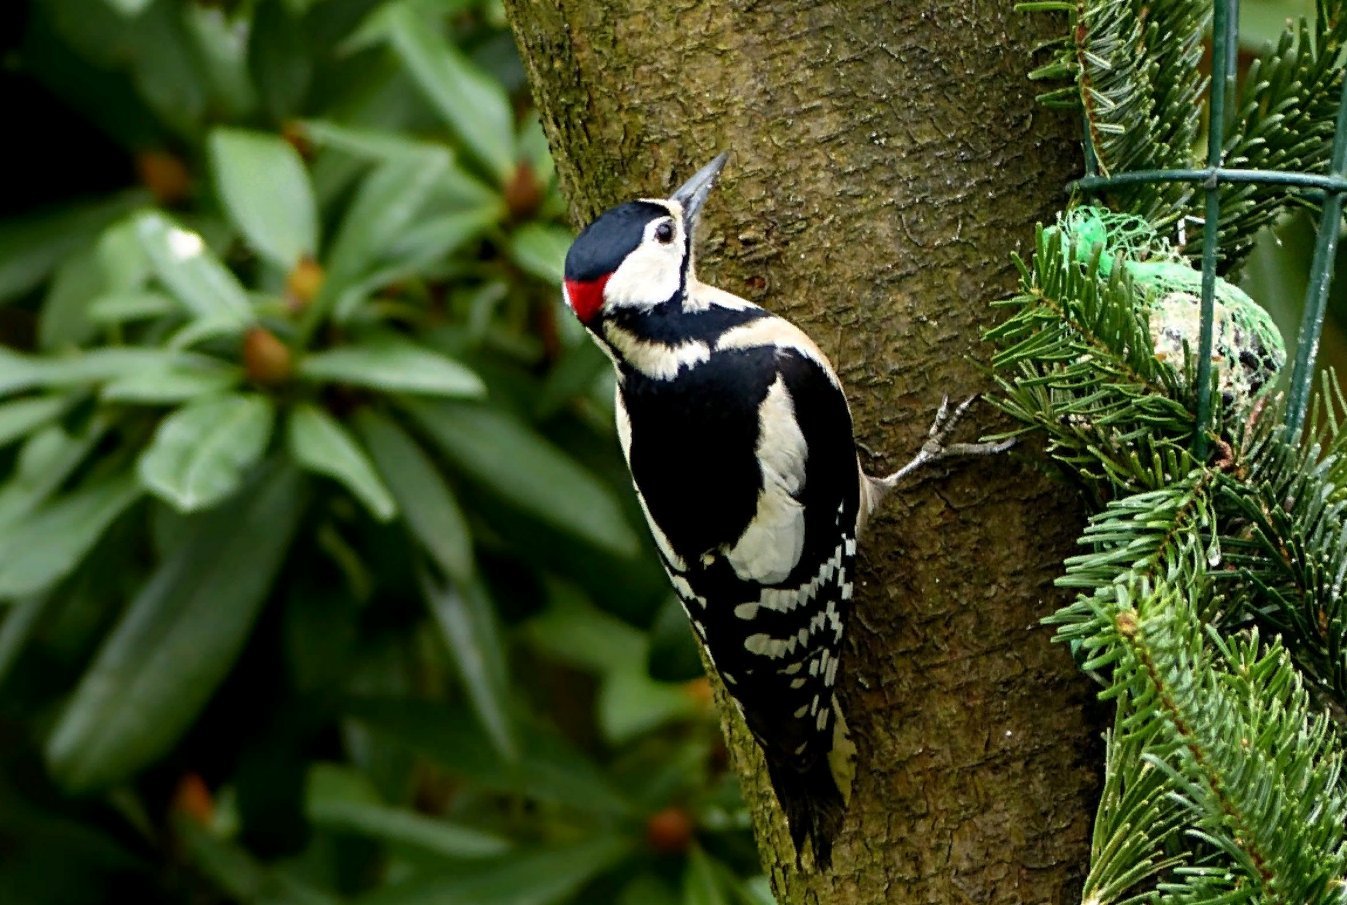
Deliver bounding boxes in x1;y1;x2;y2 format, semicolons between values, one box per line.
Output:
504;3;1099;902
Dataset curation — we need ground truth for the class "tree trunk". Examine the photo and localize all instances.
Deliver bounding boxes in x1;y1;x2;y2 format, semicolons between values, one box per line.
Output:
503;3;1098;901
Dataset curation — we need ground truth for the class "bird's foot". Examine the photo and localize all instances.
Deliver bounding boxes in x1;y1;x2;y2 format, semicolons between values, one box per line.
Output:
865;395;1014;509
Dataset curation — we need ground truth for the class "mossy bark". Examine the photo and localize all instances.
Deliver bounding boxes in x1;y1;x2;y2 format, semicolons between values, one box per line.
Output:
504;2;1099;901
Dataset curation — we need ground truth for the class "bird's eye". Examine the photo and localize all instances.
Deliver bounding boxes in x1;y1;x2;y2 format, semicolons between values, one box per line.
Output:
654;221;675;244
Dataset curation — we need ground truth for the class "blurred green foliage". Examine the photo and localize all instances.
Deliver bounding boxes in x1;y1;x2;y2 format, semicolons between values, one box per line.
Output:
0;1;770;902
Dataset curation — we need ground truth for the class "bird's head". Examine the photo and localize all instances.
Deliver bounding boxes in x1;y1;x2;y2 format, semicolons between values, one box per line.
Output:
562;152;728;328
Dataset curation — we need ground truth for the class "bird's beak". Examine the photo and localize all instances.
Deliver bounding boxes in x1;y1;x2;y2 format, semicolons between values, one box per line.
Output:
671;152;729;232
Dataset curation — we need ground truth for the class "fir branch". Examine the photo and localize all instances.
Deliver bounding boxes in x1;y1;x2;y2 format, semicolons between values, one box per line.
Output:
1027;0;1346;265
1141;625;1347;903
1200;0;1347;268
1079;711;1187;905
987;227;1197;498
1217;422;1347;702
1024;0;1207;223
1088;579;1347;903
1048;475;1216;667
1309;368;1347;498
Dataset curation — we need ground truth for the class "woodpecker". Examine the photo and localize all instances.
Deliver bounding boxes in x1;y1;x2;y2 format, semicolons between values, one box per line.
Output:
562;153;1008;868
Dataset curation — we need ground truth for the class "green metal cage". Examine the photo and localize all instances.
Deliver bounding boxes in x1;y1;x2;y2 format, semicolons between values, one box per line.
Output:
1070;0;1347;455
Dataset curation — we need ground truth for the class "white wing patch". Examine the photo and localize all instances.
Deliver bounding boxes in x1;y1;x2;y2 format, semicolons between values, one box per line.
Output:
715;316;840;389
724;375;807;584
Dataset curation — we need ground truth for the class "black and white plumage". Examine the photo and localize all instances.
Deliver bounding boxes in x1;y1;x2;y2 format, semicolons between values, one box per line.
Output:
562;154;996;868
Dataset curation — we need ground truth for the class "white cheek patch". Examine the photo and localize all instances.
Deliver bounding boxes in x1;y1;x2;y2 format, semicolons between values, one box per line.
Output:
724;375;807;584
603;232;683;311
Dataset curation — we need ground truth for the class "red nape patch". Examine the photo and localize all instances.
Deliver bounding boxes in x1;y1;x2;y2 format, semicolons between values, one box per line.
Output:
564;275;610;324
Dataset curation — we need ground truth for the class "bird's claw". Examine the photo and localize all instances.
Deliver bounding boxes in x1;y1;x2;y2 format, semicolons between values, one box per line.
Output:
876;394;1013;491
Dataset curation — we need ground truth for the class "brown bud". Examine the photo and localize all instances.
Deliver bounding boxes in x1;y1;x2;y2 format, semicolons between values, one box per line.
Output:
243;326;294;386
504;161;543;221
1115;609;1139;638
172;773;214;826
682;676;713;709
286;256;325;310
645;806;695;854
136;150;192;206
281;121;314;160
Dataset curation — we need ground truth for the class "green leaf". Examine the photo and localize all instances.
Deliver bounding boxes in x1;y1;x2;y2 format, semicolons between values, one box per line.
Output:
135;212;254;323
177;818;340;905
138;394;275;512
318;151;451;310
682;849;731;905
0;470;143;599
335;206;502;314
248;0;312;122
419;572;517;760
46;463;305;792
298;120;447;163
380;2;515;181
287;403;395;521
524;588;699;744
87;290;178;323
184;6;256;120
102;0;153;17
0;396;71;449
647;594;705;682
165;313;250;351
127;5;208;134
306;763;511;859
355;409;473;581
345;699;633;817
299;335;484;398
0;346;192;397
620;875;682;905
40;245;105;351
355;836;632;905
101;363;241;404
327;154;447;264
0;594;50;688
0;191;149;304
738;877;776;905
0;419;113;529
401;399;638;557
94;212;153;291
524;583;645;675
535;339;609;418
509;223;572;286
599;664;700;746
209;127;318;270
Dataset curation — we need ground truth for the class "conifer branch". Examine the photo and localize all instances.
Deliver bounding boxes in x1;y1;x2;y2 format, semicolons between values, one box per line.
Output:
987;228;1197;500
1026;0;1347;268
987;213;1347;902
1217;422;1347;701
1205;0;1347;267
1025;0;1207;225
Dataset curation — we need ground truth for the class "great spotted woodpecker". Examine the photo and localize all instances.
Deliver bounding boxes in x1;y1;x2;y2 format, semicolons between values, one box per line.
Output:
562;154;1008;868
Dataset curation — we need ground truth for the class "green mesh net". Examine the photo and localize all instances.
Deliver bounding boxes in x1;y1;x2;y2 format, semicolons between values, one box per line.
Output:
1045;205;1287;410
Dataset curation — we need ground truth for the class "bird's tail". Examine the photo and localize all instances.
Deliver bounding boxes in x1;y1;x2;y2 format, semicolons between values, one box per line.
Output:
763;697;855;870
